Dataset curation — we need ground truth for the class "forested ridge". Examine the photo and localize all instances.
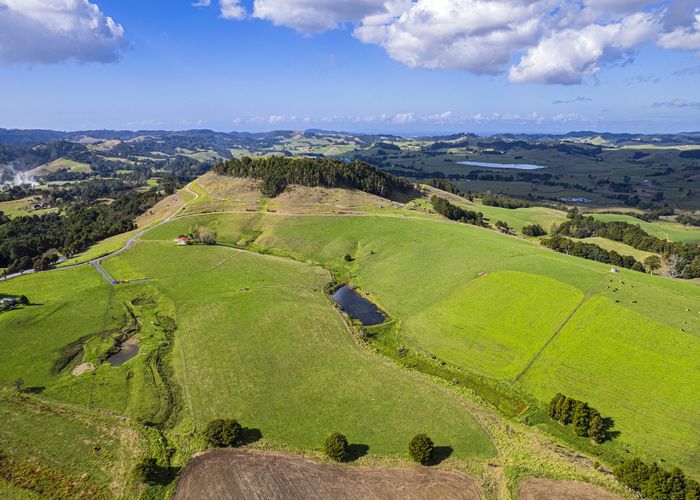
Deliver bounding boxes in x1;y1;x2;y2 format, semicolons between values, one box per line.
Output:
212;156;413;197
555;212;700;278
0;188;162;274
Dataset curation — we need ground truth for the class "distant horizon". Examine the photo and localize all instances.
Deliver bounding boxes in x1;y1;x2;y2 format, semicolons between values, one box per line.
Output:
2;126;700;138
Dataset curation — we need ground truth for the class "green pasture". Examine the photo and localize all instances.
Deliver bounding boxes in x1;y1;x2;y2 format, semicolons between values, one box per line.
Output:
103;242;495;459
0;391;147;497
519;296;700;475
252;213;700;474
402;271;584;379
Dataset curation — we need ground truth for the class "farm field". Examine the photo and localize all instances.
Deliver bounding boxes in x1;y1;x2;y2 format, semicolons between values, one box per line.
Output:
103;241;495;459
252;213;700;475
2;179;700;497
174;449;485;500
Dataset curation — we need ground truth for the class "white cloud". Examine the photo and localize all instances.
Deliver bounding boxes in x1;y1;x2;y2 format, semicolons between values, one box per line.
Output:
355;0;543;74
253;0;388;33
658;10;700;52
192;0;212;6
203;0;700;84
0;0;127;64
219;0;246;19
510;11;660;84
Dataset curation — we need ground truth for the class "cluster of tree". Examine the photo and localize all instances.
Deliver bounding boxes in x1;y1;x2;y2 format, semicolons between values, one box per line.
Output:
203;419;242;448
479;192;532;209
614;458;699;500
676;214;700;227
541;235;645;272
0;188;162;274
495;221;514;234
0;184;39;202
555;212;700;278
182;226;216;245
522;224;547;237
424;178;460;194
430;195;486;226
548;393;611;443
213;156;413;198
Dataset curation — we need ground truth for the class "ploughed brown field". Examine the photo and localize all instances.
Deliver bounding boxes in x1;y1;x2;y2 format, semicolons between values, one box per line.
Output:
517;478;623;500
173;449;484;500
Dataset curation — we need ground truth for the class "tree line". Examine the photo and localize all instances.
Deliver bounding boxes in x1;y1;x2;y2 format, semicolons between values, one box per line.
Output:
213;156;413;198
541;235;645;272
430;195;486;226
555;212;700;278
614;458;699;500
0;187;163;274
548;393;611;443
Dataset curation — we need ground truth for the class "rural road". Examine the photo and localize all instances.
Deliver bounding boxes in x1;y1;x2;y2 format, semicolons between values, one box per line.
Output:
1;183;200;285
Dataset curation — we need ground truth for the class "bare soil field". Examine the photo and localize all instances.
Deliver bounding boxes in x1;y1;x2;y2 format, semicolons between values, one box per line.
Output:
517;478;623;500
173;449;484;500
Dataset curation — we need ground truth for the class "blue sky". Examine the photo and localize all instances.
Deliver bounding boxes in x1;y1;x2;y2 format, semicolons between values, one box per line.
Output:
1;0;699;134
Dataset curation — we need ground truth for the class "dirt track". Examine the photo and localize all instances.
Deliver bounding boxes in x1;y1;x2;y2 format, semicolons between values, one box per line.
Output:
173;449;484;500
517;478;623;500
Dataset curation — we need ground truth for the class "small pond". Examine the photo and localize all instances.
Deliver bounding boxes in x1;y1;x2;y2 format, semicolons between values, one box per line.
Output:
458;161;545;170
107;338;140;366
331;285;385;326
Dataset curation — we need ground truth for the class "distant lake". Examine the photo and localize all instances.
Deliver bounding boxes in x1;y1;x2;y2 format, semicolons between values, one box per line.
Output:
458;161;545;170
331;285;385;326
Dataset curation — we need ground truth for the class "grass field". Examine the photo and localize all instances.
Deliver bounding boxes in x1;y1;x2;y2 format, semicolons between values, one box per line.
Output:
252;213;700;475
102;242;495;460
28;158;92;177
0;391;149;498
589;213;700;243
0;196;56;218
2;182;700;496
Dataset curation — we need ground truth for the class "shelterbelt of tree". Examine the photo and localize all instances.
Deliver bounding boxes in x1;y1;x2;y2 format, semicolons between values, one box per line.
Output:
556;212;700;278
212;156;413;197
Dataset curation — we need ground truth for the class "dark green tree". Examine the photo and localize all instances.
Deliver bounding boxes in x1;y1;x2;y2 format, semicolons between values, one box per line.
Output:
323;432;349;462
588;414;606;444
408;433;434;465
203;419;242;448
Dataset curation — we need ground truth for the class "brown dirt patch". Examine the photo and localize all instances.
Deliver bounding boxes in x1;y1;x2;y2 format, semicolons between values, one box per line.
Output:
517;478;622;500
271;185;393;214
71;362;94;377
173;449;483;500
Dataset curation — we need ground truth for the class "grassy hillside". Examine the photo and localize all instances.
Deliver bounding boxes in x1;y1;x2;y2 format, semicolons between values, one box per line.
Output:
1;177;699;497
253;213;700;475
103;242;495;459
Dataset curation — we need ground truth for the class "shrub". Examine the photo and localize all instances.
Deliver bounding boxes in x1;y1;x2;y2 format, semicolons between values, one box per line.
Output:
133;458;159;484
323;432;349;462
408;433;434;465
522;224;547;237
204;419;242;448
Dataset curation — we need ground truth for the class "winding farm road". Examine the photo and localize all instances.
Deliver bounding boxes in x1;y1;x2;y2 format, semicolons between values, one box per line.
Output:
1;183;200;285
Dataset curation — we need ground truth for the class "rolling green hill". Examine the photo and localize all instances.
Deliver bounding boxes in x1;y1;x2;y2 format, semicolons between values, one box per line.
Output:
1;176;698;498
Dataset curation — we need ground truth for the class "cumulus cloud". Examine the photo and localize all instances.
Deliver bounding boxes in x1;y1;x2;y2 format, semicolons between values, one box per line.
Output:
510;11;660;84
205;0;700;84
0;0;127;64
658;10;700;52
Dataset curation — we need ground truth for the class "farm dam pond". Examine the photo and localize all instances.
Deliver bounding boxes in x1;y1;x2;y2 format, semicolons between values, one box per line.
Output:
107;337;140;366
331;285;386;326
